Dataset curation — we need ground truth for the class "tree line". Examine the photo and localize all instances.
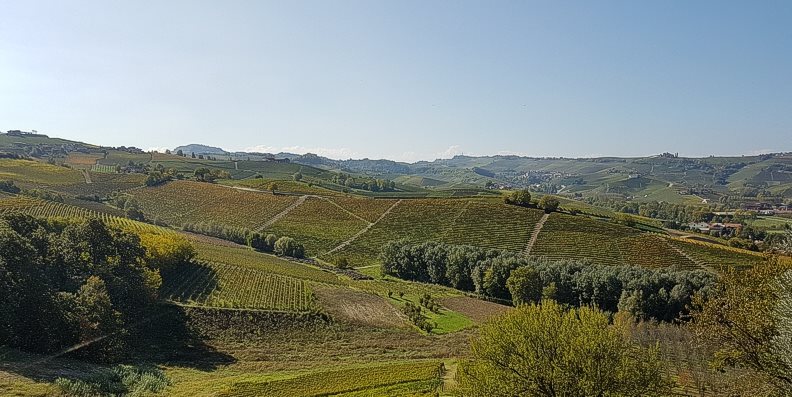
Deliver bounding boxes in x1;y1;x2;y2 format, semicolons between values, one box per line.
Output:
380;240;714;322
0;214;194;362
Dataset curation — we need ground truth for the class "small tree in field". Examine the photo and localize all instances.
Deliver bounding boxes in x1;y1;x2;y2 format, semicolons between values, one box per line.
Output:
269;183;278;195
273;237;305;258
335;257;351;269
507;189;532;206
459;301;669;397
538;195;560;213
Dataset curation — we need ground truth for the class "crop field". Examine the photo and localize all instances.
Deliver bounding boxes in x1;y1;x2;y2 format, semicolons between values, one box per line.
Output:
131;180;298;229
324;199;471;265
667;238;766;269
438;199;545;251
161;261;314;312
90;164;117;173
95;150;152;166
0;195;174;235
329;196;399;222
65;152;103;167
266;197;369;256
191;240;344;285
219;361;443;397
531;213;700;268
226;178;340;196
0;158;84;185
326;199;551;265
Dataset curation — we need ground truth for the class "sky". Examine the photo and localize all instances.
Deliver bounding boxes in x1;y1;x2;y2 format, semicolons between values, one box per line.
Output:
1;1;791;162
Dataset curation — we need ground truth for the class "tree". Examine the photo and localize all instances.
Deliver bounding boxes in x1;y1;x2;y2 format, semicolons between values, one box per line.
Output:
176;149;183;156
273;236;305;258
507;189;532;206
335;257;351;269
506;266;542;305
74;276;125;362
264;234;278;251
269;183;278;194
458;301;669;397
691;258;792;393
538;195;560;213
293;172;303;182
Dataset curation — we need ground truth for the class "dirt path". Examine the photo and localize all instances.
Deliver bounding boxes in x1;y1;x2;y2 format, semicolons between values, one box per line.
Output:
524;212;549;255
318;197;370;224
323;199;402;256
254;195;307;232
80;169;92;184
440;360;458;395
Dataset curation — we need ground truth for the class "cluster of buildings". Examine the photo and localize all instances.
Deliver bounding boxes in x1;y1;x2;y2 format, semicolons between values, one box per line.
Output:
687;222;743;234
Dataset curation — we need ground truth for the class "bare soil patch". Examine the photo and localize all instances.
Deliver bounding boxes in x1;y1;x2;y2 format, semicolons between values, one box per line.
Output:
315;287;407;329
440;296;511;324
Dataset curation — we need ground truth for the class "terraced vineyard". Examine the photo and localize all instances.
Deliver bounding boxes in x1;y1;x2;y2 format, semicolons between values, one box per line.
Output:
131;180;298;229
219;361;443;397
0;195;173;235
161;261;314;311
90;164;117;173
265;197;369;256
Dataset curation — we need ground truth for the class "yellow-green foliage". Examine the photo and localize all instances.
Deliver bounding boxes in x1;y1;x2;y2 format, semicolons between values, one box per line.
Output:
459;301;669;396
0;158;83;185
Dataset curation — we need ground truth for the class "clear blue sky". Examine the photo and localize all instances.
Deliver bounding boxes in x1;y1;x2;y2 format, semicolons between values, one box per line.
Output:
1;1;790;161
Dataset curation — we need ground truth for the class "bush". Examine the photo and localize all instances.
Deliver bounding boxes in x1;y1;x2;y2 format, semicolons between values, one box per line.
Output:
459;301;669;396
274;236;305;258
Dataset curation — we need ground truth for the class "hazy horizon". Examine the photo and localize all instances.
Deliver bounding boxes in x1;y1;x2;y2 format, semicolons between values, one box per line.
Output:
2;1;791;161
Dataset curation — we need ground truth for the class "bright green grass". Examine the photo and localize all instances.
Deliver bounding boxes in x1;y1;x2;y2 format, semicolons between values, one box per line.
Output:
386;293;474;335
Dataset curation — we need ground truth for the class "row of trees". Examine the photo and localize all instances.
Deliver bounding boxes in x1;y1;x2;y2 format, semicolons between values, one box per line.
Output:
380;240;714;322
180;221;306;258
504;190;560;213
0;214;194;362
331;173;396;192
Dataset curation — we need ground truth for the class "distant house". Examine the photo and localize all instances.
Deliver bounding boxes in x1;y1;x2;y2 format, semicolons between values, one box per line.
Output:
688;222;710;232
758;209;775;215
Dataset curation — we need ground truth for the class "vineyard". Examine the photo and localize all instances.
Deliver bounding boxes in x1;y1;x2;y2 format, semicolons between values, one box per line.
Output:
191;240;344;285
667;237;766;268
531;213;701;268
161;261;314;312
0;195;174;235
219;361;443;397
131;180;298;229
0;159;84;185
90;164;117;173
324;199;545;266
265;197;369;256
329;196;399;223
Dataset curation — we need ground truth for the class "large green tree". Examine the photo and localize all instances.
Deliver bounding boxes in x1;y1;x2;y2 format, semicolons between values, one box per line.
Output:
691;258;792;394
458;301;669;397
506;266;542;305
